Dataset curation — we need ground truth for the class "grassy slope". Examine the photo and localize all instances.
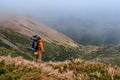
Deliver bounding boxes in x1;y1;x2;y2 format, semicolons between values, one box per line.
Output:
0;29;84;61
0;56;120;80
0;29;34;60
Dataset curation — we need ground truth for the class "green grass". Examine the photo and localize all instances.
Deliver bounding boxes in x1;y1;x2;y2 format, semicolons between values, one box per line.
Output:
43;42;84;61
0;29;31;49
0;40;12;49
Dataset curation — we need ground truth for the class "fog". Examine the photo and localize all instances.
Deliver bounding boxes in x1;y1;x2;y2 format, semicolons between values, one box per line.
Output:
0;0;120;44
1;0;120;19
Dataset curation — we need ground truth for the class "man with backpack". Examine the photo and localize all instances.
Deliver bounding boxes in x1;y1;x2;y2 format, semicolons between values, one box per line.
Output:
29;35;45;62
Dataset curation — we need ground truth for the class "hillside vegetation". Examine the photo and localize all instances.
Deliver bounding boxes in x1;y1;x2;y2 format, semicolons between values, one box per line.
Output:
83;45;120;66
0;56;120;80
0;29;83;61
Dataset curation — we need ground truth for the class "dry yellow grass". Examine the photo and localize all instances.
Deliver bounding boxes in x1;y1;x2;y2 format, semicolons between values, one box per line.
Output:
0;56;120;80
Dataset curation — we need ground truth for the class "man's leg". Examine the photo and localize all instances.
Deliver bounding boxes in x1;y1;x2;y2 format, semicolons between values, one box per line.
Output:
36;53;39;62
38;52;42;62
36;52;42;62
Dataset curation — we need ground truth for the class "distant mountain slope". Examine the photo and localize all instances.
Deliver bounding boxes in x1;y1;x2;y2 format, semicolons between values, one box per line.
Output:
0;15;79;47
0;56;120;80
83;44;120;66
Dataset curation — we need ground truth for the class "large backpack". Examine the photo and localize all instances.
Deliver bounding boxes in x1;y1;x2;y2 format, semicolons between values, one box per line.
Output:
32;40;39;50
31;35;40;51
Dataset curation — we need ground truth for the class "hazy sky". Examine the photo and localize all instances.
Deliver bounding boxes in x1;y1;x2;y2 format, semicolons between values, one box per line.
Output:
0;0;120;20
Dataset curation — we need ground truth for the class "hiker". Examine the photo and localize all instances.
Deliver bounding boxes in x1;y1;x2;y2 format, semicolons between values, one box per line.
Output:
30;35;45;62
